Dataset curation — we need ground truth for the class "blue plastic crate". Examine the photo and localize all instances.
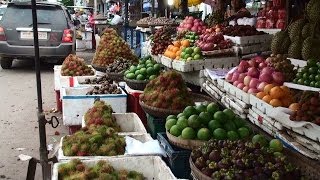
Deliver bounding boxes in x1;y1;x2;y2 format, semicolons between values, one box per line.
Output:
157;133;191;179
147;114;166;139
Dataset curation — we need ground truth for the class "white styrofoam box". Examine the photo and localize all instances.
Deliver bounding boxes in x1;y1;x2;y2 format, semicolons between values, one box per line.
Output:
172;60;205;72
81;113;147;135
57;134;157;161
61;86;127;126
76;39;86;49
204;56;239;69
247;114;276;136
178;71;202;86
288;58;307;68
221;95;249;114
249;107;283;130
95;34;100;49
283;82;320;92
221;97;247;119
81;31;93;40
54;65;61;91
205;81;225;99
268;108;320;142
201;48;236;56
206;80;225;94
286;130;320;153
226;92;250;109
224;34;271;45
223;80;250;104
277;132;320;160
58;66;96;89
152;54;161;63
249;94;275;114
202;82;221;100
161;55;173;68
85;40;92;49
124;83;143;94
52;156;177;180
257;28;282;35
237;43;270;55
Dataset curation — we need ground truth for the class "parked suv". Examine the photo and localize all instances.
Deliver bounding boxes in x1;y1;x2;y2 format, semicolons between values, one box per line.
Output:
0;2;75;69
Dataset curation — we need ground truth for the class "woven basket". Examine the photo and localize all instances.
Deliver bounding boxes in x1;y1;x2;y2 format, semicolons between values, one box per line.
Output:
136;23;149;28
166;131;205;150
92;64;107;72
124;77;149;91
106;72;124;82
190;157;212;180
139;100;181;118
139;93;214;118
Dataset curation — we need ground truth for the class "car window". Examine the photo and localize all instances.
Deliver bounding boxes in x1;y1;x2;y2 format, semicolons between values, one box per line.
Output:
2;5;67;27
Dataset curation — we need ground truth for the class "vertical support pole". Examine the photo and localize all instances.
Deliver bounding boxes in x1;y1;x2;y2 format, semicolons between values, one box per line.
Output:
124;0;129;42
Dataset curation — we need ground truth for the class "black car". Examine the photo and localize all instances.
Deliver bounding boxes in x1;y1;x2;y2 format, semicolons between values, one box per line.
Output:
0;2;76;69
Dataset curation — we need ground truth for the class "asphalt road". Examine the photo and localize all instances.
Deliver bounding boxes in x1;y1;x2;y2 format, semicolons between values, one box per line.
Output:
0;51;94;179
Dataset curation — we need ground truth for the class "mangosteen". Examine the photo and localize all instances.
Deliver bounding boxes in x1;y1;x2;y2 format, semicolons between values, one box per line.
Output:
211;171;222;179
191;150;202;161
195;157;206;170
209;150;221;162
201;167;213;177
243;169;254;177
235;159;245;170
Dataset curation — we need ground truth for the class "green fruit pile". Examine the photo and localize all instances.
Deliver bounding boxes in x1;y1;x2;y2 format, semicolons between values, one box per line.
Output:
62;125;125;156
125;56;161;81
61;54;94;76
140;71;193;110
292;59;320;88
84;100;120;128
180;46;203;62
165;102;251;141
184;31;199;46
58;159;144;179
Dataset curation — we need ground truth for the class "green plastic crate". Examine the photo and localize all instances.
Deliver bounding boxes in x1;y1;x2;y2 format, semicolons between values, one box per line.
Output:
146;114;166;139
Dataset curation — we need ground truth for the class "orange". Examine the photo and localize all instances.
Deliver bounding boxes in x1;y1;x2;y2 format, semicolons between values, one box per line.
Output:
176;50;182;56
181;40;190;47
289;103;300;111
256;92;266;99
262;95;273;103
173;41;181;47
269;86;285;99
269;99;283;107
175;56;180;60
168;45;174;51
172;47;180;53
280;97;293;107
164;50;170;57
264;84;275;95
280;86;290;93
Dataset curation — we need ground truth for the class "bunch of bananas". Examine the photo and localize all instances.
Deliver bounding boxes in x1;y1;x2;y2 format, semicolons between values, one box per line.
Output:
173;0;204;9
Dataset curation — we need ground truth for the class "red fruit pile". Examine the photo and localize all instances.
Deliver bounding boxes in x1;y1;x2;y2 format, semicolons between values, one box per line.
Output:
196;32;233;51
141;71;193;110
177;16;207;34
151;26;175;55
290;91;320;125
92;28;138;68
221;25;265;37
61;54;94;76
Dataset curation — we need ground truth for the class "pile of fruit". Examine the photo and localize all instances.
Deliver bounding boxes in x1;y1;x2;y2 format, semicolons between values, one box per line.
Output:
191;137;301;179
183;31;199;46
289;91;320;125
195;32;233;51
204;10;224;27
265;54;296;82
84;100;118;127
221;25;265;37
151;26;175;55
226;56;285;95
86;83;122;95
292;59;320;88
105;57;133;74
180;46;202;61
58;159;144;179
61;54;94;76
92;28;138;68
256;84;296;108
124;57;161;81
166;103;251;141
140;71;193;110
177;16;207;34
163;40;194;60
136;16;155;26
271;0;320;60
148;17;176;26
80;75;112;85
62;125;125;156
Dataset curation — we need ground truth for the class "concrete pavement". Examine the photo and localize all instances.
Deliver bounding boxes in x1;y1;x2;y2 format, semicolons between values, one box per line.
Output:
0;50;94;179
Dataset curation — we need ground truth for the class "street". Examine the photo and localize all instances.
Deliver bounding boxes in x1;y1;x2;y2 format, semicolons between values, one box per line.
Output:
0;51;94;179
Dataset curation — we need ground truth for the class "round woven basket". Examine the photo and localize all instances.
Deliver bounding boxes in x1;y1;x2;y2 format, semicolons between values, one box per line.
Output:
136;23;149;28
139;93;213;118
92;64;107;72
106;72;124;82
189;157;212;180
166;131;205;150
124;77;149;91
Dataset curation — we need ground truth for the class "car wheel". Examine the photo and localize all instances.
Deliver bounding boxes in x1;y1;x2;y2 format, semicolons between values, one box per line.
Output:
0;58;13;69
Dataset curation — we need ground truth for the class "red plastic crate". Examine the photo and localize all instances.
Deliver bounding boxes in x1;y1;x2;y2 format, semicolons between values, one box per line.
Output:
127;92;147;127
55;90;62;112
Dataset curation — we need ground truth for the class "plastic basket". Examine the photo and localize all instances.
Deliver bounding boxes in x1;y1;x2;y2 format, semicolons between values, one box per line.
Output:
147;114;166;139
157;133;191;179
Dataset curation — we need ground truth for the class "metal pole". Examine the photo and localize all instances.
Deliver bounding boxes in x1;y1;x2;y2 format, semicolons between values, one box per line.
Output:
30;0;50;179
